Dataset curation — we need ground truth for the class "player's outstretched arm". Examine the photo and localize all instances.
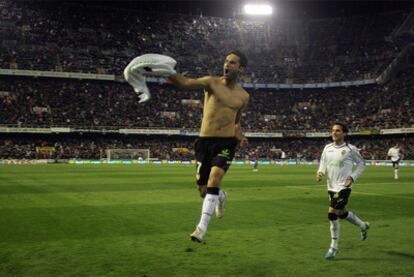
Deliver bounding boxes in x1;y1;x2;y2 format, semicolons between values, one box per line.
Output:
168;74;213;90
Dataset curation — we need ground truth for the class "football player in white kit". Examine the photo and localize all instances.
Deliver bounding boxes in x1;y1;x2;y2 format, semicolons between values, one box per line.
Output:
316;123;370;260
387;143;402;179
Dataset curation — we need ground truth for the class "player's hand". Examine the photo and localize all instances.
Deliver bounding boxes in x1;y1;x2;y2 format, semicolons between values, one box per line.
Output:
345;176;353;187
239;137;248;148
316;172;324;182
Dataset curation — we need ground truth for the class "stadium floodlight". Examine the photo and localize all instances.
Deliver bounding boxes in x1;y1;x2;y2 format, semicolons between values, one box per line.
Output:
243;4;273;15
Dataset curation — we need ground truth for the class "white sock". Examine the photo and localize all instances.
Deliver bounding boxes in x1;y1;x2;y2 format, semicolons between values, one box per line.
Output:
218;190;226;202
197;193;219;232
330;220;340;249
394;169;398;176
346;211;366;229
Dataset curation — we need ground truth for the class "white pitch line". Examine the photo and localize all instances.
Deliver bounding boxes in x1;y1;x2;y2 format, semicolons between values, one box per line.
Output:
336;191;414;200
286;185;414;200
286;182;413;188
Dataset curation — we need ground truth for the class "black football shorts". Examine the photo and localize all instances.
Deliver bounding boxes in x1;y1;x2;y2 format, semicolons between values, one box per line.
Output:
328;188;352;210
195;137;238;186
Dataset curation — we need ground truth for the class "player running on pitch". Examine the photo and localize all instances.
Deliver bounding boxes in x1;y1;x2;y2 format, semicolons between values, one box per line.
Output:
387;143;403;179
169;50;249;242
316;122;370;260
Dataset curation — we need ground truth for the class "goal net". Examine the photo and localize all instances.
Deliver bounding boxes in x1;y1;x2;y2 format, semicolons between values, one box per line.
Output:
106;149;150;161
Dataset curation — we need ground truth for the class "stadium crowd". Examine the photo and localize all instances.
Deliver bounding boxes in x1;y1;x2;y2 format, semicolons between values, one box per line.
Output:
0;0;405;83
1;72;413;131
0;1;412;162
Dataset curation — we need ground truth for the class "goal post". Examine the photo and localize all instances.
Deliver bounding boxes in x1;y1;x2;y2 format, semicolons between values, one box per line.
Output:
106;149;150;161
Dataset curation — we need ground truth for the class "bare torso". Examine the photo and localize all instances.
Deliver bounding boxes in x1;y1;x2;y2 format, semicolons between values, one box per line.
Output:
200;77;249;137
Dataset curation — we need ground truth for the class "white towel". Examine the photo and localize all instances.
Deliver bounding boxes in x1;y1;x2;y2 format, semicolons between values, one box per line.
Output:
124;54;177;103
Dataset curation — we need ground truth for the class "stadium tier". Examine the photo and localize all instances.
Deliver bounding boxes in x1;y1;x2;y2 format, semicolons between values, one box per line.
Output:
0;1;407;83
0;71;413;131
0;0;413;162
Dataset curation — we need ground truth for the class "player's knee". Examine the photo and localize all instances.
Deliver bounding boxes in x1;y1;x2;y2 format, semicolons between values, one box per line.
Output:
328;212;338;221
338;211;349;219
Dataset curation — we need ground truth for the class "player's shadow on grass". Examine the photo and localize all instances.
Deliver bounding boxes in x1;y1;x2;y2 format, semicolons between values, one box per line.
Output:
333;257;392;262
335;251;414;261
385;251;414;260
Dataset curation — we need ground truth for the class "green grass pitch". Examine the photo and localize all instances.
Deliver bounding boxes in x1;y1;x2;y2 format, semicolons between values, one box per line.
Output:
0;164;413;276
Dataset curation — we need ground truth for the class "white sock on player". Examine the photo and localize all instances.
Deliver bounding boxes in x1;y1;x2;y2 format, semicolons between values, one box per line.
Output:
346;211;366;229
330;219;340;249
197;193;218;232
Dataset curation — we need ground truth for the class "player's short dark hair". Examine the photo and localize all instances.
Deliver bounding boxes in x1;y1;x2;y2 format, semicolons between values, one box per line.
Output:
229;50;248;67
332;122;348;133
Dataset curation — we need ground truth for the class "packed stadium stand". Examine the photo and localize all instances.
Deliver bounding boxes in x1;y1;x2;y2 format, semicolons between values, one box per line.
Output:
1;71;413;130
0;1;406;81
0;0;413;161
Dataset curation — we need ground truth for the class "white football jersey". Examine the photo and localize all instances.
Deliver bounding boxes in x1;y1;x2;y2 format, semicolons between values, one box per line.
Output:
387;147;401;162
318;142;365;192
